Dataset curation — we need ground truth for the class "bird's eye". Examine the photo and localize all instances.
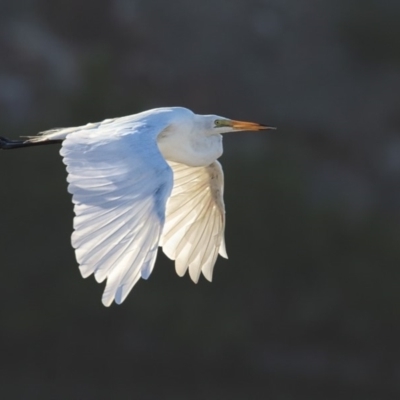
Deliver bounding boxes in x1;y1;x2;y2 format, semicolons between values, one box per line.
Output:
214;120;221;127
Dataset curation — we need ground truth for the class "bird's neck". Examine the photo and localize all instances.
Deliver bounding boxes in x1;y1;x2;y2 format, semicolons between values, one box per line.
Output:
157;131;223;167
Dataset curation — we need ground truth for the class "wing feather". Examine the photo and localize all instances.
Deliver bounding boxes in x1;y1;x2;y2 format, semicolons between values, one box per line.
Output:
160;161;227;283
60;121;173;306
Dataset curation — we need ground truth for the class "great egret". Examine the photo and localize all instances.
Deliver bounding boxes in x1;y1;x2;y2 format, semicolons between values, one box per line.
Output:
0;107;274;306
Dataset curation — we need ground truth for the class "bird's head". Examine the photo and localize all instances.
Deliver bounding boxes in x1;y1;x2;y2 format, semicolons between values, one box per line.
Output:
200;114;276;135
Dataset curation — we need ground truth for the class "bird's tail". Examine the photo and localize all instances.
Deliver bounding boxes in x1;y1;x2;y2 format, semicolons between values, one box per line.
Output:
0;136;62;150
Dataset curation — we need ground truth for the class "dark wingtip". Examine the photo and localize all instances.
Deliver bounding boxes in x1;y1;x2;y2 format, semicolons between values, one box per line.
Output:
0;136;62;150
0;136;34;149
0;136;27;150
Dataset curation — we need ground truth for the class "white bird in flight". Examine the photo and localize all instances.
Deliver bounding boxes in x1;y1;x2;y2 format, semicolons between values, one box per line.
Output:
0;107;274;306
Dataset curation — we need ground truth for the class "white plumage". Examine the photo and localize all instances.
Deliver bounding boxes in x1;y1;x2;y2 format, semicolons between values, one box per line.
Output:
160;161;227;284
2;107;272;305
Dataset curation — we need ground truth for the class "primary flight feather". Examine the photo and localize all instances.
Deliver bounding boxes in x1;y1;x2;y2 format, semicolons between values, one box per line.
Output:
0;107;274;306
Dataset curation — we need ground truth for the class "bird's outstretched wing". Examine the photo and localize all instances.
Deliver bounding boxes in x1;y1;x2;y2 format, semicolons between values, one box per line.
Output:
60;121;173;306
160;161;227;283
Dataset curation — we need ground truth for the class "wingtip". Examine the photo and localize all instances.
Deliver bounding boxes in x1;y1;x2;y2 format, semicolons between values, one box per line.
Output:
189;268;201;284
101;298;113;307
219;242;228;259
202;271;213;282
101;291;114;307
175;260;189;277
79;265;93;279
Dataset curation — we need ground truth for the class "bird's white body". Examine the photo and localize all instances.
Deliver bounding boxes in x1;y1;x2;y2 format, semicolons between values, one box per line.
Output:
40;107;224;167
10;107;271;306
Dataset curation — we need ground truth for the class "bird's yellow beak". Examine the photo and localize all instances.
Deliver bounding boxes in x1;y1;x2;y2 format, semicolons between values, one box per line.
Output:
230;120;276;131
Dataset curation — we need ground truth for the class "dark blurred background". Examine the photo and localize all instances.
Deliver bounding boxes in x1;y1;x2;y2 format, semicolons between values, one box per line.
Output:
1;1;400;399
